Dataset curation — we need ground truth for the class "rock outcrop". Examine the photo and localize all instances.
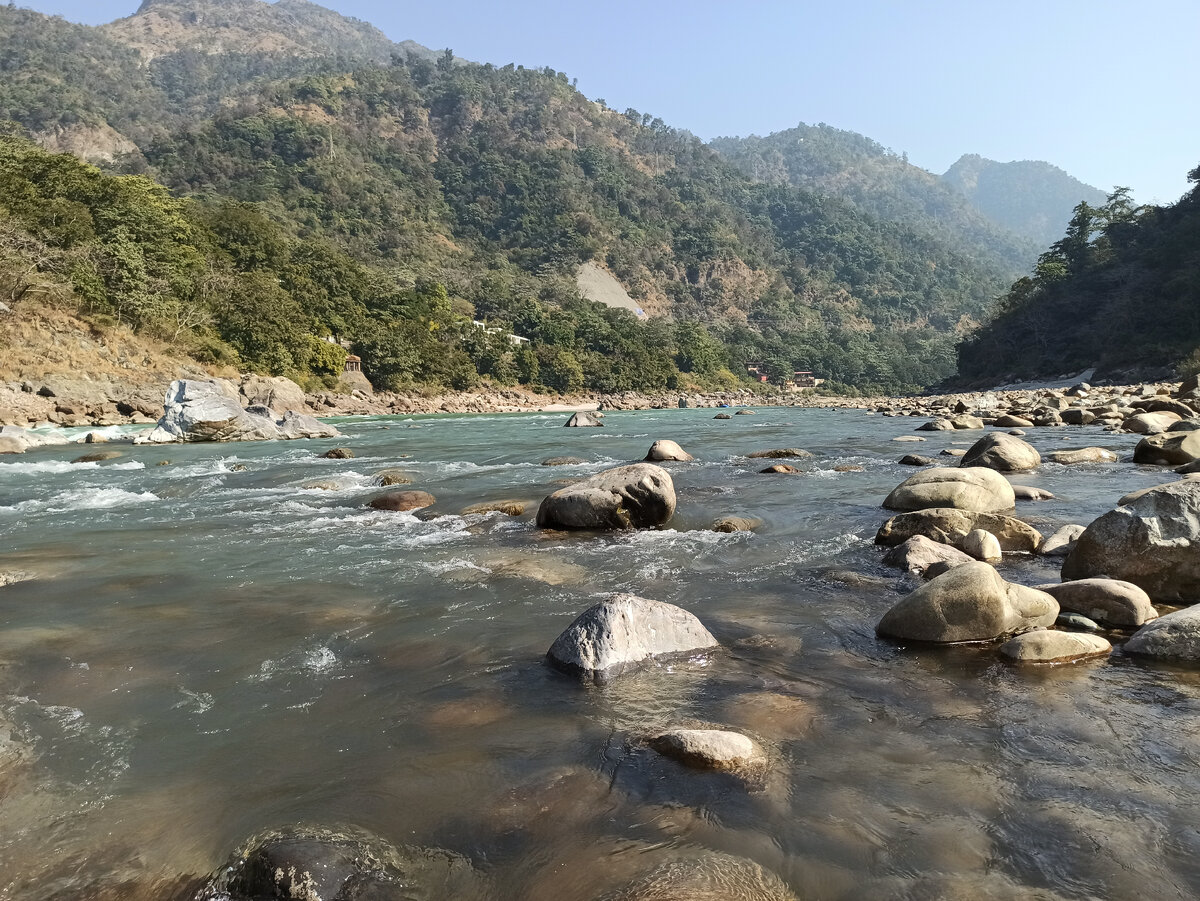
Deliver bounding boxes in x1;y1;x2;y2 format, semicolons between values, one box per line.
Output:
140;379;339;443
1061;481;1200;602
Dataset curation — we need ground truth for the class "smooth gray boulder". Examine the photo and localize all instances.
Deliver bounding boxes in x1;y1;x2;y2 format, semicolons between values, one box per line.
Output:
959;433;1041;472
1034;578;1158;626
645;439;694;462
564;411;603;427
1038;524;1086;557
547;593;718;681
1061;480;1200;602
140;379;338;443
876;508;1043;553
1125;607;1200;661
1000;630;1111;663
876;562;1058;643
883;467;1015;513
882;535;974;575
537;463;675;530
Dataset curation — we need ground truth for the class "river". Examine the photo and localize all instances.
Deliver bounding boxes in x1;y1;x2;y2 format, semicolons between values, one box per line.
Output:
0;407;1196;899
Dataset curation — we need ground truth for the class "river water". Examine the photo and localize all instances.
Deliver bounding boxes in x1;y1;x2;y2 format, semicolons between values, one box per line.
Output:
0;407;1197;900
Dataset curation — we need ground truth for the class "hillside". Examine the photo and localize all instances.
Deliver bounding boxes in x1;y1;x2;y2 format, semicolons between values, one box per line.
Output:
0;0;1016;394
942;154;1109;247
710;123;1042;274
956;169;1200;383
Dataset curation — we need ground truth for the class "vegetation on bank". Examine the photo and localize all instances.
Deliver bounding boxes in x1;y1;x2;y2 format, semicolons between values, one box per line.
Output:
0;0;1029;395
956;167;1200;381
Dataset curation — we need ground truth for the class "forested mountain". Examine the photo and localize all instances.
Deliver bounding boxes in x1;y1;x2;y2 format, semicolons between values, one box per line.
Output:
942;154;1109;247
1;0;1029;395
956;169;1200;382
710;124;1042;274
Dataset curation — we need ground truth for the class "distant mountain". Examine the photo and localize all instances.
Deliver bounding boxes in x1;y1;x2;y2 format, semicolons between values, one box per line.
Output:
941;154;1109;248
710;123;1042;275
102;0;410;63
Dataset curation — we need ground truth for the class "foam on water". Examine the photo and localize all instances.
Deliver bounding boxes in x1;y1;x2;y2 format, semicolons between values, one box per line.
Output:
0;487;160;515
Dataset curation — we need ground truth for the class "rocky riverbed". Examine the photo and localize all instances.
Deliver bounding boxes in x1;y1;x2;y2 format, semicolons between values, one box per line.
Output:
3;390;1200;899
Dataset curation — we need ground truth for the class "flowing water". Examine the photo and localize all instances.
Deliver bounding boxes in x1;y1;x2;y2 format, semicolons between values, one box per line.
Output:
0;407;1198;899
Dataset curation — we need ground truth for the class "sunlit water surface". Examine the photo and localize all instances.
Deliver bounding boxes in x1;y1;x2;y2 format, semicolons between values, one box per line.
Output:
0;407;1197;899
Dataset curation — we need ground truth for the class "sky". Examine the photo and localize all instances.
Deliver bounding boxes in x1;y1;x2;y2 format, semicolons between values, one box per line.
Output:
20;0;1199;204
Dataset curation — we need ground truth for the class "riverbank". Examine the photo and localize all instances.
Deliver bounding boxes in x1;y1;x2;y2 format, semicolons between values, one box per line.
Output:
1;370;1187;431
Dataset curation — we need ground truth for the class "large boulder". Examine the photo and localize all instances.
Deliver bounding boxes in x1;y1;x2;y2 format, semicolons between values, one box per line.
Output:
999;630;1111;664
876;562;1058;643
537;463;675;530
644;439;694;462
547;593;718;681
1034;578;1158;627
141;379;338;443
883;467;1015;513
881;535;974;575
876;508;1043;553
959;433;1041;472
564;411;603;427
1061;481;1200;602
239;375;308;414
1124;607;1200;661
1133;431;1200;465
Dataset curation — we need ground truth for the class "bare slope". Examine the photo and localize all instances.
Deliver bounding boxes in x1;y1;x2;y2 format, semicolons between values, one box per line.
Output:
576;263;647;320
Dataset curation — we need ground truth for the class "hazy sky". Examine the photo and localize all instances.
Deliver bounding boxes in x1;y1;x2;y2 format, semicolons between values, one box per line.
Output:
21;0;1199;204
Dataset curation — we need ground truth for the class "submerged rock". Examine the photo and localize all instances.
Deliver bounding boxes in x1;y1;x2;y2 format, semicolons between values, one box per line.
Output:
759;464;801;474
320;447;355;459
999;630;1112;663
200;825;486;901
368;490;436;512
876;562;1058;643
883;467;1015;513
541;456;587;466
712;516;760;533
648;728;766;773
1049;447;1119;465
1061;480;1200;602
644;439;694;462
610;853;798;901
536;463;675;530
1012;485;1055;500
546;593;718;682
746;448;812;459
462;499;527;516
71;450;123;463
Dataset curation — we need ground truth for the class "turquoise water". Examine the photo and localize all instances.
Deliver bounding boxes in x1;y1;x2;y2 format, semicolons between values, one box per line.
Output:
0;407;1197;899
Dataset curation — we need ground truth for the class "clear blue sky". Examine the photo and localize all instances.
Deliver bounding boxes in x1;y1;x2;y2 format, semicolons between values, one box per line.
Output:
22;0;1199;204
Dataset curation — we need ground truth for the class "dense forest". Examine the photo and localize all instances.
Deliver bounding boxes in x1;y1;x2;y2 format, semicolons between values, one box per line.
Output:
0;0;1110;396
956;167;1200;382
710;124;1043;274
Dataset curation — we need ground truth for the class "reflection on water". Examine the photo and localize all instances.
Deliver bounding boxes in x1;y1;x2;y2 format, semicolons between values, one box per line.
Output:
0;408;1197;898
